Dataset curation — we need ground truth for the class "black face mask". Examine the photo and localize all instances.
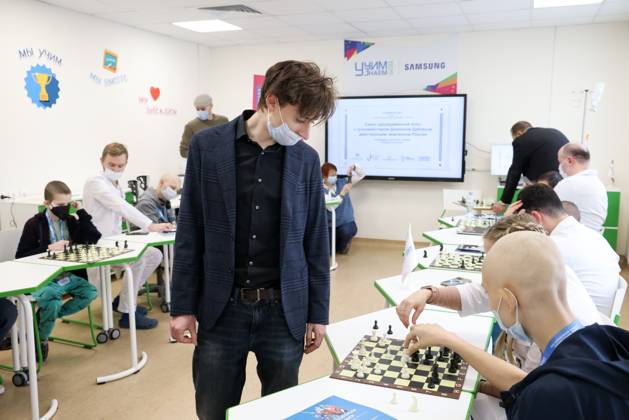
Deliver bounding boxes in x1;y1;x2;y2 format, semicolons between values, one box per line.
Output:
51;205;70;220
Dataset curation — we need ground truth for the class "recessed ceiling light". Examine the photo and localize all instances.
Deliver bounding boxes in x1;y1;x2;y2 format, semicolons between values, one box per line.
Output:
172;19;242;33
534;0;603;8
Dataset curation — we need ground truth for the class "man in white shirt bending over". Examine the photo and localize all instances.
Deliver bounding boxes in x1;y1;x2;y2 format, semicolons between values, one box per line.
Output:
555;143;607;233
516;184;619;317
83;143;173;329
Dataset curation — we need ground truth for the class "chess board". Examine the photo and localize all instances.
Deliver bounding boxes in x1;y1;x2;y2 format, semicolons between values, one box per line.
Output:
40;244;134;264
430;252;484;272
331;336;468;400
456;219;495;236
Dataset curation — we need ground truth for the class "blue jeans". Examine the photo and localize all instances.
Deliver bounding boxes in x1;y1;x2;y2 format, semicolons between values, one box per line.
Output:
192;297;304;420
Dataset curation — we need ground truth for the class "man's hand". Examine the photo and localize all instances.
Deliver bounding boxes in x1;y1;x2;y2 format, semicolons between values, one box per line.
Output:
491;201;506;214
48;240;70;252
346;165;356;177
70;200;82;211
304;323;326;354
170;315;197;345
396;289;432;328
148;222;174;232
503;200;523;217
340;183;352;196
403;323;456;354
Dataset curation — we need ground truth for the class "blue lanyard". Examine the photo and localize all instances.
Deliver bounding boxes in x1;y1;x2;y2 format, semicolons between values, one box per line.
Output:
45;211;65;242
541;320;583;365
156;206;168;222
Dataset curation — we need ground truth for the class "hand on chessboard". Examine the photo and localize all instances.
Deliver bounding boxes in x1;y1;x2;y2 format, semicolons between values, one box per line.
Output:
48;240;70;252
403;323;455;354
148;222;174;233
503;200;523;217
396;288;432;328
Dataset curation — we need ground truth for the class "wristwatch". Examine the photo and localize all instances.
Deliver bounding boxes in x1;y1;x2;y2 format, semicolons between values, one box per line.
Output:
420;285;439;304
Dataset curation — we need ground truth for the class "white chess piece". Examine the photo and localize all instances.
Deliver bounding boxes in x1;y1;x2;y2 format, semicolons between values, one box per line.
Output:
390;391;398;405
400;367;410;380
409;395;419;413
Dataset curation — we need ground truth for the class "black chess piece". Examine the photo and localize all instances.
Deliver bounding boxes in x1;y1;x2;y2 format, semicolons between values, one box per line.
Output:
115;241;119;248
423;250;427;258
448;360;457;373
387;325;393;335
124;240;128;249
425;347;433;359
452;352;461;363
460;260;465;269
47;250;51;257
411;351;420;363
437;349;446;362
372;320;379;330
439;243;444;252
51;252;57;259
443;346;450;356
427;377;436;389
63;244;68;254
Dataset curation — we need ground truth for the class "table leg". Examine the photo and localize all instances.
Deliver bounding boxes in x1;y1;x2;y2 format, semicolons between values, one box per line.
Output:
11;319;20;373
96;263;148;384
99;267;110;331
162;245;171;311
330;208;337;271
105;266;115;331
18;302;27;369
17;295;58;420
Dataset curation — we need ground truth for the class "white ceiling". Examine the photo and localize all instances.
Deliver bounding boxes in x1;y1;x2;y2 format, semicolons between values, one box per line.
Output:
40;0;629;47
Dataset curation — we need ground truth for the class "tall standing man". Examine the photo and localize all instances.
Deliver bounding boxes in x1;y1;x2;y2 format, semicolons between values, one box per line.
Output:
170;61;337;419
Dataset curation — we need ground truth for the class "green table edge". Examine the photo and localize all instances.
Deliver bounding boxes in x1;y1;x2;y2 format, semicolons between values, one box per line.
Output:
0;266;65;298
422;232;443;245
438;218;457;228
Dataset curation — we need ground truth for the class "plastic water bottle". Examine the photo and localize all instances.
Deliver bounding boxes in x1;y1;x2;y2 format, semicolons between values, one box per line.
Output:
466;191;475;214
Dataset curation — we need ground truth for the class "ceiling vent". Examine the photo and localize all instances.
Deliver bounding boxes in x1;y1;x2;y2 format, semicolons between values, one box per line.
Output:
199;4;262;14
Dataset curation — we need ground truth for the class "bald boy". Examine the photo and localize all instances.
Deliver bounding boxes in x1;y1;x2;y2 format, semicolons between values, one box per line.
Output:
135;174;180;225
404;232;629;420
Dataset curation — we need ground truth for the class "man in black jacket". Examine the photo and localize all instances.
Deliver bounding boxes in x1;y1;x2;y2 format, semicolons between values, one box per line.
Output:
493;121;569;213
15;181;100;361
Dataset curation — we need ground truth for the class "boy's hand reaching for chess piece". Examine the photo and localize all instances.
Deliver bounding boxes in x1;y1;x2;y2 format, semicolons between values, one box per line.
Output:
148;222;174;233
403;323;455;354
48;240;70;252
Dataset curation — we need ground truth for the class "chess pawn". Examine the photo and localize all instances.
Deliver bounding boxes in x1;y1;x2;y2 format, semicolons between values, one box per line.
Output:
400;367;410;380
409;396;419;413
371;320;379;342
390;391;398;405
373;365;382;375
356;368;365;379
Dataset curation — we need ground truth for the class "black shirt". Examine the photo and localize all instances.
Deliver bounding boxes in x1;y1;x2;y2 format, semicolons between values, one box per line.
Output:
234;111;284;289
501;127;569;204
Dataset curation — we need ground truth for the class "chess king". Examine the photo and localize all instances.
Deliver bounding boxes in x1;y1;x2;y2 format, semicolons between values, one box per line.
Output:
32;72;52;102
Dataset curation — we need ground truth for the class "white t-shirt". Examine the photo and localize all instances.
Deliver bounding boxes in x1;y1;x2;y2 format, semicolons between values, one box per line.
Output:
456;265;604;372
550;216;620;316
554;169;607;233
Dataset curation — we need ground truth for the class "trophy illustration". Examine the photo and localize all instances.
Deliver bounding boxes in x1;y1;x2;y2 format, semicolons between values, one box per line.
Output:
32;72;52;102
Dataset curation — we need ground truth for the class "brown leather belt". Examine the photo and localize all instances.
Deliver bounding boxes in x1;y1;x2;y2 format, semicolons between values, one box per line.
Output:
233;288;281;302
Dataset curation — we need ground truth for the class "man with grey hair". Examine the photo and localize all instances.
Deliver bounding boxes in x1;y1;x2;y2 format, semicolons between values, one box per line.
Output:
179;94;229;158
555;143;607;233
135;174;181;225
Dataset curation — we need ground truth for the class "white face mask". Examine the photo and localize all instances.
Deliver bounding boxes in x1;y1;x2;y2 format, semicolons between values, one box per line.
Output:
266;107;302;147
558;163;568;178
161;186;178;200
104;168;123;182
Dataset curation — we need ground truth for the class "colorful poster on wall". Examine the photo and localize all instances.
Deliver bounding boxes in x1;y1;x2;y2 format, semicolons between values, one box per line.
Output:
253;74;265;110
90;48;127;87
342;36;458;96
18;47;63;109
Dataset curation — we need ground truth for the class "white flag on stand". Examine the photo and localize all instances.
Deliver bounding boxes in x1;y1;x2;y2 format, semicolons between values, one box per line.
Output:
401;224;418;284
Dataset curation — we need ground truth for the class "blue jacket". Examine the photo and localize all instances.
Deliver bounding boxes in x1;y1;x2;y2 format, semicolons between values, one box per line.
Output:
170;117;331;340
501;324;629;420
326;177;355;227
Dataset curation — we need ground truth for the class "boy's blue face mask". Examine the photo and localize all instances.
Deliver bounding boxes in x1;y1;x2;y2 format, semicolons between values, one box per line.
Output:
327;176;337;185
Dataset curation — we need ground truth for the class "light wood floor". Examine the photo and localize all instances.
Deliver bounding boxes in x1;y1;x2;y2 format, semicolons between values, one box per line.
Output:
1;238;627;419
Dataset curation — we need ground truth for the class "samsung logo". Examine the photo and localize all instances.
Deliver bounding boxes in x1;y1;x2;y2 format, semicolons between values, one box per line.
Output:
404;62;446;71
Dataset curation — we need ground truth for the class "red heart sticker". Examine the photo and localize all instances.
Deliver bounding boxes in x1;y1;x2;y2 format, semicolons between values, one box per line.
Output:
150;86;160;101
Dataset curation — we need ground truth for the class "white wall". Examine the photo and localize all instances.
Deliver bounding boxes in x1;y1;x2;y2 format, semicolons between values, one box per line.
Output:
0;0;212;198
205;23;629;253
